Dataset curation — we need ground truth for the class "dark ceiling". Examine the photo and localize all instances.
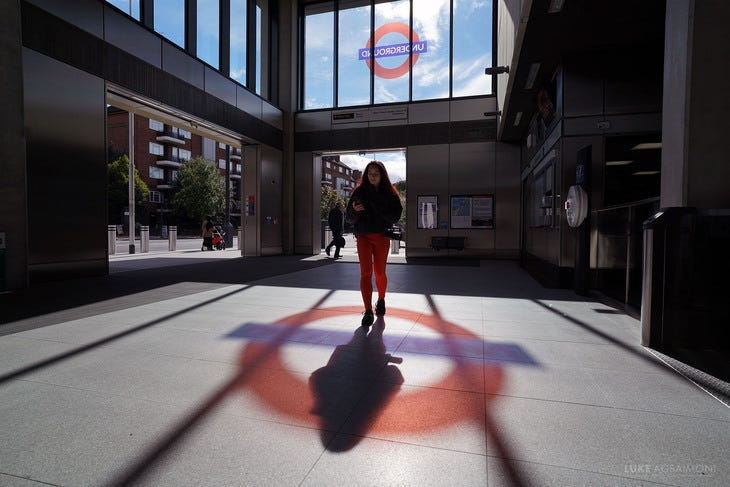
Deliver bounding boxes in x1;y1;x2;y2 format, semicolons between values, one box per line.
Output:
499;0;666;142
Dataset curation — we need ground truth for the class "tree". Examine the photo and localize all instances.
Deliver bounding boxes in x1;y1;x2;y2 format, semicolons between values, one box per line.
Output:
172;156;226;223
320;185;346;221
107;154;150;224
394;180;406;227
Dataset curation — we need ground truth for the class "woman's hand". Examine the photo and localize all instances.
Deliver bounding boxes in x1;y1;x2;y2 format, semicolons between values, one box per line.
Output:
352;202;365;212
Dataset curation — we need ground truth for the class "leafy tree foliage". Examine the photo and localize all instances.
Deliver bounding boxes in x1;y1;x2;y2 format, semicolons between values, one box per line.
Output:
107;154;150;224
172;156;225;223
320;185;347;221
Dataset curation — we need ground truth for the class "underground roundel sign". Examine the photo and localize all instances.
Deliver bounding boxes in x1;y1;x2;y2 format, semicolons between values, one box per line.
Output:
565;184;588;227
358;22;428;79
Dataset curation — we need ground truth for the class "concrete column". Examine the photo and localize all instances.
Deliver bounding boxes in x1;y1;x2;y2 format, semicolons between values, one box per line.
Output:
661;0;730;208
0;0;28;290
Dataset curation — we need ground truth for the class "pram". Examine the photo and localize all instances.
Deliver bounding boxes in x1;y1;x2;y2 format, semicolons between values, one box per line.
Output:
211;225;226;250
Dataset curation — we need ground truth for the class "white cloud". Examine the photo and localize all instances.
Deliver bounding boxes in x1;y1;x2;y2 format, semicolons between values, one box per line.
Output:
340;151;406;183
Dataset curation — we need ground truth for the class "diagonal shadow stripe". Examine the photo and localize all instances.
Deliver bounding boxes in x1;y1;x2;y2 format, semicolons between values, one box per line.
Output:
0;286;250;385
424;295;531;487
104;290;336;487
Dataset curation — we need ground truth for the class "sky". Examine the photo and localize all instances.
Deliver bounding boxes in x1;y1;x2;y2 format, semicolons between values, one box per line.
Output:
339;151;407;183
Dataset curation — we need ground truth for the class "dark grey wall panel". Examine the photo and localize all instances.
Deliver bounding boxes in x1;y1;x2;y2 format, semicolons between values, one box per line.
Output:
162;42;205;90
295;120;496;152
104;5;162;68
26;0;103;38
205;67;237;106
23;48;107;282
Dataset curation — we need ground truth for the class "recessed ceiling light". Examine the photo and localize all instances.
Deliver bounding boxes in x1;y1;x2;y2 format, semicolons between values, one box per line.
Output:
632;171;660;176
548;0;566;13
606;160;633;166
630;142;662;150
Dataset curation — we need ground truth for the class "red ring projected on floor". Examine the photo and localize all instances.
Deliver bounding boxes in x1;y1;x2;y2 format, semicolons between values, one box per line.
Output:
229;305;536;446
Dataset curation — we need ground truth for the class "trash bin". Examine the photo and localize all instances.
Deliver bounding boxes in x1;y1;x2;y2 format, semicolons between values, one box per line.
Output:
161;225;168;239
139;225;149;253
107;225;116;255
168;225;177;251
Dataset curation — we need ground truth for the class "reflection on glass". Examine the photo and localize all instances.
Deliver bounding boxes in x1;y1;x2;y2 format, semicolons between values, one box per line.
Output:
452;0;492;96
197;0;220;68
304;3;334;109
412;0;449;100
154;0;185;48
373;0;410;104
230;0;247;84
338;0;371;107
106;0;140;19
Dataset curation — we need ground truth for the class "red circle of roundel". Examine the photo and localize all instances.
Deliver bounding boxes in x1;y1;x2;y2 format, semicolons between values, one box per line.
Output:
365;22;421;79
238;306;504;434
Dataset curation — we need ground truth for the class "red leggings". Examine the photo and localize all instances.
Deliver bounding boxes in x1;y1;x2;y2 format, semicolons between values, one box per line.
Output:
356;233;390;309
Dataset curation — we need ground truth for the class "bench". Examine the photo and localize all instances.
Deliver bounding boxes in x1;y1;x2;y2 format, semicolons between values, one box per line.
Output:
430;236;466;251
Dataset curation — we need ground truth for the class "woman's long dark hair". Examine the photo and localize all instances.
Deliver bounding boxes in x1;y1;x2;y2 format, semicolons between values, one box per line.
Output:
355;160;399;197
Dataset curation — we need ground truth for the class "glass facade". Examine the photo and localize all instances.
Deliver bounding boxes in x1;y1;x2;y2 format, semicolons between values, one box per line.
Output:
303;0;494;110
197;0;220;68
230;0;248;84
154;0;186;48
303;3;334;109
106;0;140;19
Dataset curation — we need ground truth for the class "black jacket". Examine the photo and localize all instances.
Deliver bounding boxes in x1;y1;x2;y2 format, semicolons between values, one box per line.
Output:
346;185;402;235
327;207;343;234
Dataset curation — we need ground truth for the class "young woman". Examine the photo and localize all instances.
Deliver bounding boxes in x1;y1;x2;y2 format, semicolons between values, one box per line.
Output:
346;161;403;327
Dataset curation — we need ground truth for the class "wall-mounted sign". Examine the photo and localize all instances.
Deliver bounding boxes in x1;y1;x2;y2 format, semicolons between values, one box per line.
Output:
417;196;438;229
450;195;494;229
565;185;588;227
360;22;428;79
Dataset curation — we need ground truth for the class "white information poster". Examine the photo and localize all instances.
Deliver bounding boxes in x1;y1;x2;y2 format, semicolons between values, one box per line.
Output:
417;195;438;229
450;195;494;229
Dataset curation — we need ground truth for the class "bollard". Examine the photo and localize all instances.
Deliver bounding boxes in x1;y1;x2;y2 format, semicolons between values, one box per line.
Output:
168;225;177;251
107;225;116;255
161;225;168;239
139;225;149;253
390;238;399;254
324;226;332;250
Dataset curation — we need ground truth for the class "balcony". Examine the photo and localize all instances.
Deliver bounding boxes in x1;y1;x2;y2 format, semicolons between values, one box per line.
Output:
156;155;184;168
157;180;174;190
230;149;242;161
155;131;186;145
229;171;241;180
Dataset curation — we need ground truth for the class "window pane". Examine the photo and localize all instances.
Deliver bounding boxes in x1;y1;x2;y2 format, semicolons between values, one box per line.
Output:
452;0;492;96
154;0;185;48
412;0;449;100
338;0;371;107
230;0;247;84
303;3;334;109
197;0;220;69
373;0;410;104
106;0;140;20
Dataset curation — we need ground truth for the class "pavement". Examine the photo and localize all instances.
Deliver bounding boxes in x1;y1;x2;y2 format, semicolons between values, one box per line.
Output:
0;244;728;486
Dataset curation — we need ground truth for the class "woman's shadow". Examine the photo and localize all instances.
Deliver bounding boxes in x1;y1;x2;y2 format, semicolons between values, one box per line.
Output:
309;318;404;452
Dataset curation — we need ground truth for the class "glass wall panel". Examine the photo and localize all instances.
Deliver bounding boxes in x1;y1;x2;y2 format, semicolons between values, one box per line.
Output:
412;0;449;100
106;0;140;20
230;0;247;84
452;0;492;96
303;3;335;109
338;0;371;107
373;0;410;104
197;0;220;68
154;0;185;48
